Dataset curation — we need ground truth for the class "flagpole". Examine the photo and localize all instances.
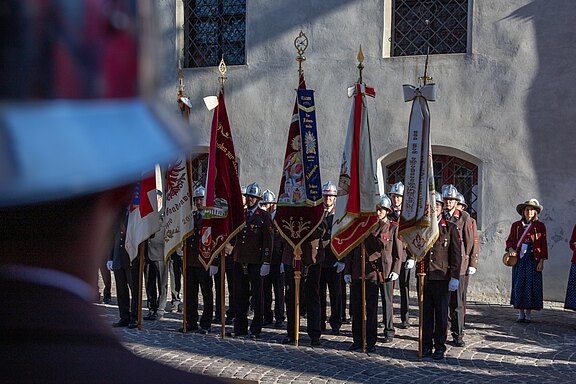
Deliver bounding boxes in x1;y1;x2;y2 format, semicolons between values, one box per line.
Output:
137;242;145;330
294;246;302;347
361;242;367;354
220;249;226;339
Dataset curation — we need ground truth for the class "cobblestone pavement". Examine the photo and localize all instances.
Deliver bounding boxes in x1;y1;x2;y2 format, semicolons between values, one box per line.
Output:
96;295;576;383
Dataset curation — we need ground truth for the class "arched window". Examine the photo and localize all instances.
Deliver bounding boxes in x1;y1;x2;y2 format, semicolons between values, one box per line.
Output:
385;154;479;222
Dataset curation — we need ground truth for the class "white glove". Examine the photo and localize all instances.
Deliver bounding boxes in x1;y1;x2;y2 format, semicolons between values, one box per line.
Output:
344;274;352;285
467;266;476;275
106;260;113;271
405;259;415;269
334;261;345;274
209;265;218;277
280;263;285;273
260;263;270;277
176;247;183;256
448;278;459;291
388;272;399;281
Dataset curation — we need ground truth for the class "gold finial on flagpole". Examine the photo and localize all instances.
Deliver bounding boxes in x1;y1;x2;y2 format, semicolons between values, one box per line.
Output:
218;57;227;92
418;20;433;86
357;45;365;84
294;30;308;78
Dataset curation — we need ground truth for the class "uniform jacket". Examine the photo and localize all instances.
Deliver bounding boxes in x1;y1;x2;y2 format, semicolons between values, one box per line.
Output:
270;212;285;265
282;224;325;267
505;219;548;263
344;224;384;281
146;214;165;263
467;215;480;270
0;279;229;383
422;219;462;281
379;220;403;278
388;208;410;262
322;211;338;268
111;211;130;270
185;210;203;268
570;224;576;264
233;207;274;264
445;208;473;276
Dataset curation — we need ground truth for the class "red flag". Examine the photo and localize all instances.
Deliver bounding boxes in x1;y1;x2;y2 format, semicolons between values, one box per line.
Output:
330;83;379;259
199;91;245;268
274;74;324;250
125;172;159;260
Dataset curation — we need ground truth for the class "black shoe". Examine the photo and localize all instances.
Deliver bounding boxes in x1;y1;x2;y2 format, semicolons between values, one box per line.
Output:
144;311;157;321
399;321;411;329
226;331;247;338
310;338;321;347
432;350;445;360
196;327;211;334
383;335;394;343
127;322;138;329
422;349;433;357
103;296;112;304
366;345;376;353
331;328;340;336
212;318;222;324
281;336;295;345
348;343;362;351
178;325;199;333
342;318;351;324
112;320;130;328
274;320;285;329
453;338;465;347
248;332;260;340
225;317;235;325
262;319;273;327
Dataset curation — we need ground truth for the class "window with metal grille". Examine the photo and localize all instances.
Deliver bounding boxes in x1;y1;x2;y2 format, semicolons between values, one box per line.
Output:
183;0;246;68
386;154;478;221
190;153;209;190
392;0;468;57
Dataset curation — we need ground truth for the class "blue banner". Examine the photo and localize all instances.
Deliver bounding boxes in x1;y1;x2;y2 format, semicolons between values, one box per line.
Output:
297;89;322;204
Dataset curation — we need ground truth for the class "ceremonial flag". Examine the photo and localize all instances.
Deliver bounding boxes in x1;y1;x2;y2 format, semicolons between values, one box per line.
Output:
330;83;379;259
163;154;194;262
398;83;438;261
274;74;324;250
199;90;245;269
125;172;159;260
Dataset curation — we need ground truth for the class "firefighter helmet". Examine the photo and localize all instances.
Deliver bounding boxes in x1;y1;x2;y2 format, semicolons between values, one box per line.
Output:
322;181;337;196
193;186;206;199
377;195;392;211
390;181;404;197
246;183;262;198
261;189;276;204
442;184;459;200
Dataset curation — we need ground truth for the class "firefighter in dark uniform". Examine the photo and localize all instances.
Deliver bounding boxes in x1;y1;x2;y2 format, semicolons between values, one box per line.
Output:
376;195;403;343
181;186;214;333
319;181;345;335
420;192;462;360
260;189;286;328
388;181;414;328
282;225;325;346
229;182;274;338
442;185;474;347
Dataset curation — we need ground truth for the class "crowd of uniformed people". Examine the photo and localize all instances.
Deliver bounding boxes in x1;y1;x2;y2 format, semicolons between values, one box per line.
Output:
104;179;480;360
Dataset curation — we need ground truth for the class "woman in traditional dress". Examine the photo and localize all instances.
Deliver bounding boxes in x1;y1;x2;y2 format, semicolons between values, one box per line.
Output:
564;223;576;311
505;199;548;323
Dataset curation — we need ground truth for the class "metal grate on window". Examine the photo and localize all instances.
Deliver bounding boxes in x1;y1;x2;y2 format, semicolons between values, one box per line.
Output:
183;0;246;68
386;154;478;221
392;0;468;57
190;153;209;190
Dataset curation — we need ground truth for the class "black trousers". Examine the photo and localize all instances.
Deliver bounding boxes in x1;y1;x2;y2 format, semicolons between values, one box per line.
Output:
113;258;139;323
341;272;349;320
422;279;450;352
379;279;395;337
214;264;234;320
350;279;379;348
320;266;342;331
263;264;285;323
144;258;168;314
398;263;411;322
449;274;469;341
168;253;182;302
233;262;263;336
98;261;112;299
184;266;213;330
284;263;322;340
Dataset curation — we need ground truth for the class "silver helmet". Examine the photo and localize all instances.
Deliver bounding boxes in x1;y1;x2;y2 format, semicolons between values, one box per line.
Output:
193;186;206;199
435;191;444;205
377;195;392;211
456;192;467;208
442;184;459;200
245;182;262;198
390;181;404;196
322;181;337;196
261;189;276;204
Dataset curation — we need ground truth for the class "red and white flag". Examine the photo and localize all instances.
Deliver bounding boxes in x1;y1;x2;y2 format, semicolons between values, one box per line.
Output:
398;83;438;261
330;83;379;259
199;90;245;269
125;172;159;260
163;154;194;262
